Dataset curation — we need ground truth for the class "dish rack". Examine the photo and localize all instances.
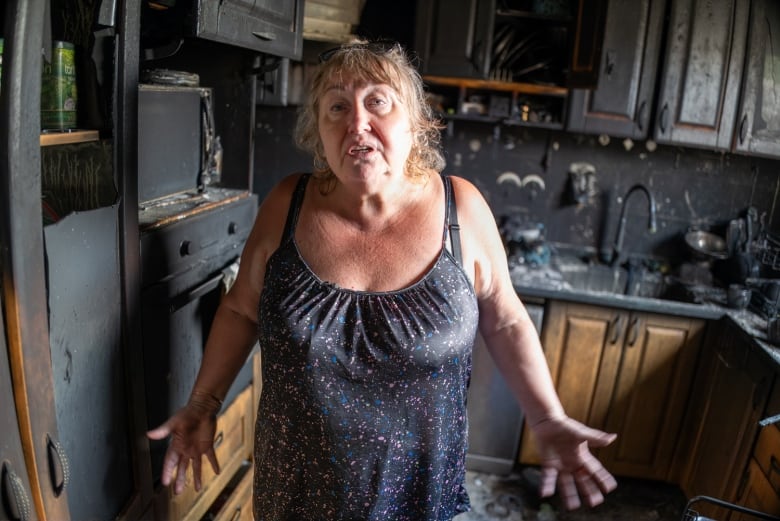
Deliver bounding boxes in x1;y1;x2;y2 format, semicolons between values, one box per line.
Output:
754;231;780;271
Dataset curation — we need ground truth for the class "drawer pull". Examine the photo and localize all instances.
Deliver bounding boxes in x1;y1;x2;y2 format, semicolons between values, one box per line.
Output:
213;431;225;450
46;436;70;497
230;507;243;521
626;316;639;347
252;31;276;41
1;462;32;521
659;103;669;134
609;315;622;344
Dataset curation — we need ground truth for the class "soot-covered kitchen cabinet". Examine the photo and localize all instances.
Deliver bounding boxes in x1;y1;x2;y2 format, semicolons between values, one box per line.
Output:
733;379;780;518
653;0;750;150
141;0;304;60
0;302;35;521
1;0;153;518
43;206;146;521
566;0;667;139
677;318;774;519
415;0;607;87
519;301;705;481
732;0;780;159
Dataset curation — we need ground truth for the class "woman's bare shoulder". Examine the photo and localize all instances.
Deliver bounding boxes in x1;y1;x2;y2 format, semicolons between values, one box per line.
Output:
244;174;307;254
446;175;495;222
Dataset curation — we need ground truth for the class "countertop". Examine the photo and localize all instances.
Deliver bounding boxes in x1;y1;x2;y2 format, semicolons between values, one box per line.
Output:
509;264;780;366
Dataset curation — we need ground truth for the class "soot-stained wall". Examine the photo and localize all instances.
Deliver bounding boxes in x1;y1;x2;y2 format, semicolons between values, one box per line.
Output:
253;106;780;265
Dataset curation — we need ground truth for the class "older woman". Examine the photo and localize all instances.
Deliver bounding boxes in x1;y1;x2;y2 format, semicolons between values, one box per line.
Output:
148;41;617;520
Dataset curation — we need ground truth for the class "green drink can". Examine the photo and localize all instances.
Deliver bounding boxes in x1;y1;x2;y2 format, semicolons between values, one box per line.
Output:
41;41;77;130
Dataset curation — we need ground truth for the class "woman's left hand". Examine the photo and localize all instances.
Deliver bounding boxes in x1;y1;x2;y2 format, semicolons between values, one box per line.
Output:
531;415;618;510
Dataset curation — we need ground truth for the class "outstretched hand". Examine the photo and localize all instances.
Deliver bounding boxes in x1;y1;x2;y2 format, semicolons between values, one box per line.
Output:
146;400;221;495
531;415;618;510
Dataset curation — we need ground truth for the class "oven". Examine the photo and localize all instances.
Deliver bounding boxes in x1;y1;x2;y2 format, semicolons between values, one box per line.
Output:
139;191;258;481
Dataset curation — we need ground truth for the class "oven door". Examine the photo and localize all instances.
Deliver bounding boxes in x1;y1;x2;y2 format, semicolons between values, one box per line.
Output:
141;259;254;481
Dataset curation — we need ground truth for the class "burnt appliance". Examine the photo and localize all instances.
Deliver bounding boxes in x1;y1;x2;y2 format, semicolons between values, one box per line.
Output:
138;82;220;204
140;191;258;482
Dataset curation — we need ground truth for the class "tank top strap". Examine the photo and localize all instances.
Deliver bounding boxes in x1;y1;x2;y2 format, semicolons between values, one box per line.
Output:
442;175;463;267
281;173;311;244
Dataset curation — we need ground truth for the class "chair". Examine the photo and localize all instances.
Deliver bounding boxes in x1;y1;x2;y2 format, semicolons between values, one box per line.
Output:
682;496;780;521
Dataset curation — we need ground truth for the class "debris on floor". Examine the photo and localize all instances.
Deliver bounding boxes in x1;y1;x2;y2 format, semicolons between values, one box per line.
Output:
456;468;687;521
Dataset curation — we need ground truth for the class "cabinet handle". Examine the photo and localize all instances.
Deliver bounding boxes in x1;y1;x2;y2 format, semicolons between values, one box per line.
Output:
1;462;32;521
213;431;225;450
229;507;243;521
604;50;615;77
626;316;639;346
609;315;622;344
770;455;780;479
659;103;669;134
636;101;647;132
739;114;748;144
252;31;277;41
46;436;70;497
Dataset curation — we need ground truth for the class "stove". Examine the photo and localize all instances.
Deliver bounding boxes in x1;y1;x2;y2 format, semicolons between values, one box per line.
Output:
138;187;249;230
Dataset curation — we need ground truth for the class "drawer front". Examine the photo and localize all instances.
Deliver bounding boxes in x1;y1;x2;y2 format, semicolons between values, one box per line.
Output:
213;465;253;521
754;424;780;496
156;384;253;520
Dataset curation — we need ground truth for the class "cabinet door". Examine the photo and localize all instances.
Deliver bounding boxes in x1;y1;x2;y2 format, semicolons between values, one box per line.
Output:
733;0;780;159
415;0;495;78
0;308;35;521
195;0;304;59
681;322;773;504
566;0;666;138
44;206;142;521
732;459;780;521
519;301;624;464
596;313;705;480
654;0;749;150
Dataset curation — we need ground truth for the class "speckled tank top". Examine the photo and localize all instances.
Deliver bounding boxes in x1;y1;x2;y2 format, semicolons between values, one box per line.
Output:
254;174;479;521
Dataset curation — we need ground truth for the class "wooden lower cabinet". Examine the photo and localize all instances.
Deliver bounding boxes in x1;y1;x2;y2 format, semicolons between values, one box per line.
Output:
678;320;774;516
519;301;705;481
731;382;780;520
153;383;254;521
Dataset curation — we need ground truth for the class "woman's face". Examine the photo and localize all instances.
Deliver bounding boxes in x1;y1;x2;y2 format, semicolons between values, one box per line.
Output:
318;79;413;190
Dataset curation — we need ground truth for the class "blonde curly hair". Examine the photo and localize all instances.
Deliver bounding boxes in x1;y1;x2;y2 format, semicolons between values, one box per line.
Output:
293;40;446;192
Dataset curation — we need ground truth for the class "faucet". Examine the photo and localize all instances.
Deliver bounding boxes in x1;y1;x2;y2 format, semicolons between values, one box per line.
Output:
610;184;657;267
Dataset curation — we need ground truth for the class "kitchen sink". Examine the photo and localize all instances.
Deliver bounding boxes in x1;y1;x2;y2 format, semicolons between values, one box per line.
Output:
553;257;668;299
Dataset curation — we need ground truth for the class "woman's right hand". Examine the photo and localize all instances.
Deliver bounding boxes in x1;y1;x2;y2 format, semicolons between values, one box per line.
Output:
146;392;222;495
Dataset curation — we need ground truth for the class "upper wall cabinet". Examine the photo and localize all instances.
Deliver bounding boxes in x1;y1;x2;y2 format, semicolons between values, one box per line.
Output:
733;0;780;159
566;0;667;139
414;0;495;79
141;0;304;60
415;0;607;87
414;0;608;130
653;0;749;150
195;0;304;59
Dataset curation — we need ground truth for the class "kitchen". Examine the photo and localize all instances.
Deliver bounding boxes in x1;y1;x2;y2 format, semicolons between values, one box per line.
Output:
1;0;780;520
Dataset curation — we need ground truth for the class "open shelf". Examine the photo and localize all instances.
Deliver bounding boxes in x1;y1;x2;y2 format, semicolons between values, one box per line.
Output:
40;130;100;147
